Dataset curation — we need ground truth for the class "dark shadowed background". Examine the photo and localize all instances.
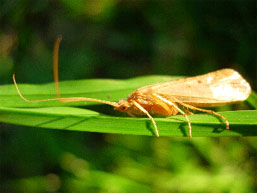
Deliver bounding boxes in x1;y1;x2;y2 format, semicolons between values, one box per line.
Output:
0;0;256;192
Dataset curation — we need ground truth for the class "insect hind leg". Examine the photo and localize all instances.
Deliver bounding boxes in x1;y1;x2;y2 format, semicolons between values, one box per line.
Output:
181;105;194;115
167;95;229;130
183;105;229;130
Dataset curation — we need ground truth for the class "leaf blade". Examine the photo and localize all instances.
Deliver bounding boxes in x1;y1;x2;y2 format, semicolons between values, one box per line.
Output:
0;75;181;107
1;75;256;137
0;106;256;137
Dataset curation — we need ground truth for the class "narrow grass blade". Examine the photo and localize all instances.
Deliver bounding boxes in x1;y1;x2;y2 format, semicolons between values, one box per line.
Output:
1;75;256;137
0;75;180;107
0;106;256;137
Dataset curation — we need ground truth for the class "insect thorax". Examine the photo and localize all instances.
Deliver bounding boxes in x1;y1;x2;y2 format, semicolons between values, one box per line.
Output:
127;92;179;116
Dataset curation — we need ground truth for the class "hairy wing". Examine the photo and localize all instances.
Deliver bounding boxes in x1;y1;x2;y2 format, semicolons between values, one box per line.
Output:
136;69;251;107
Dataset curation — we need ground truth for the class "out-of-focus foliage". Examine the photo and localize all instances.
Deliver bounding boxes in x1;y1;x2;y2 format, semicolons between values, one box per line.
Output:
0;0;256;192
1;129;257;193
0;0;255;85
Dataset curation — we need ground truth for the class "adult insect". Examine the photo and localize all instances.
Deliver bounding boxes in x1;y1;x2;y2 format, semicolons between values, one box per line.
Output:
13;37;252;137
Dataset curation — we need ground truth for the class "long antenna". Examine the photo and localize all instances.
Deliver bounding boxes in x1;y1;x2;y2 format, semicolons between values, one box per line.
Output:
12;74;120;108
12;36;120;108
53;35;62;99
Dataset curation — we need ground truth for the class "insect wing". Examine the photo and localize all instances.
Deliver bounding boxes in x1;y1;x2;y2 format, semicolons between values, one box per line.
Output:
137;69;251;107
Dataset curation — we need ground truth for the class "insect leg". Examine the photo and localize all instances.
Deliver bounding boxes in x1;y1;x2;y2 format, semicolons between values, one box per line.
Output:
181;106;194;115
153;94;192;138
132;100;159;137
182;105;229;130
167;95;229;130
153;93;193;116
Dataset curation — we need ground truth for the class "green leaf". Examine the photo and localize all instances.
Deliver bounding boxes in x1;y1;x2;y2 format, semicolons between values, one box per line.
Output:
0;75;256;137
0;75;180;107
247;90;257;109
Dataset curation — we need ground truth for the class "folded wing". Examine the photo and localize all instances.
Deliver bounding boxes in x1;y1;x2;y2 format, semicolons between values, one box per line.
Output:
137;69;251;107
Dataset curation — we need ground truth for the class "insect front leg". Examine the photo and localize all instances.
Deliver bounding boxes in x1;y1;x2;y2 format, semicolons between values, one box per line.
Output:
152;94;193;138
132;100;159;137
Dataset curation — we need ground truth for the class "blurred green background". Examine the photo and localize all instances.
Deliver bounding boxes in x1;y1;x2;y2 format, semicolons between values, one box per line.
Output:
0;0;256;192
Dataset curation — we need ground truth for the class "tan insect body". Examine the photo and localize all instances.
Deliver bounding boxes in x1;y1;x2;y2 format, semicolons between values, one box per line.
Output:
13;37;252;137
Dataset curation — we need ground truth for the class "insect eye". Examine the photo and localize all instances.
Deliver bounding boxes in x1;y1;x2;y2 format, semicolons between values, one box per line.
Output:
122;106;127;111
